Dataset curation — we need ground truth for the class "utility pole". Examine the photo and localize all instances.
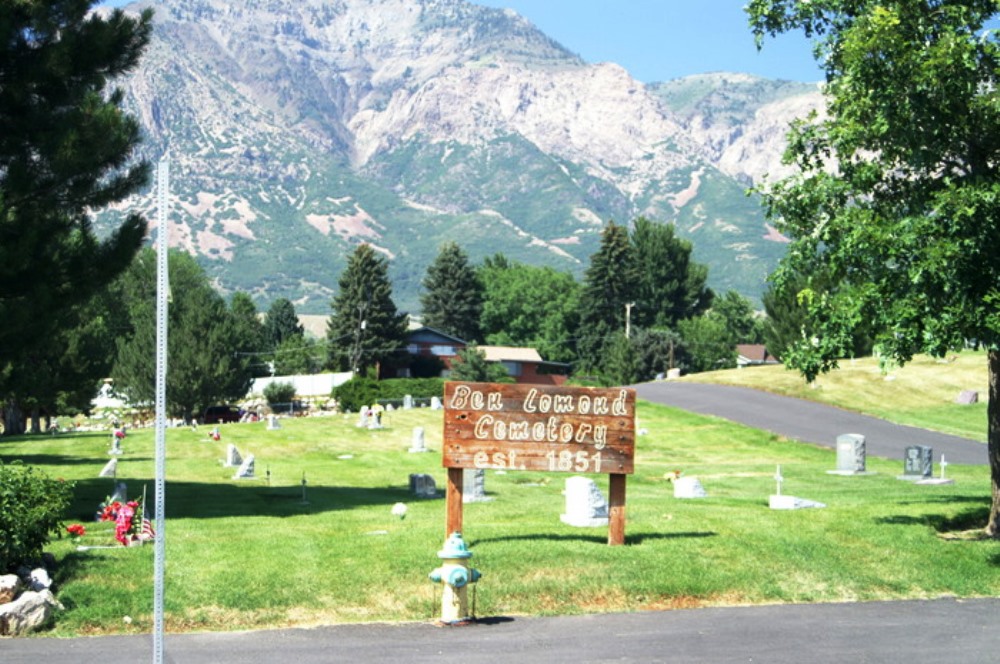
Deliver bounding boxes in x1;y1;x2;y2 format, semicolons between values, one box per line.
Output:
625;302;635;339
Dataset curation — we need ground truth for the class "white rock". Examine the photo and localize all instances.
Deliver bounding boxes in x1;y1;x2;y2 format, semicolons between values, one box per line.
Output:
0;574;21;604
0;589;63;636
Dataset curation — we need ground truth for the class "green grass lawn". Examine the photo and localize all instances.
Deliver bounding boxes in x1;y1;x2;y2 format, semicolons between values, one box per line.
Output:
686;351;989;441
4;400;999;637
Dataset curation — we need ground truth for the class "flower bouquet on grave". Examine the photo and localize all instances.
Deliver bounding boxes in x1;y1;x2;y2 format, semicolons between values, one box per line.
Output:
99;495;153;546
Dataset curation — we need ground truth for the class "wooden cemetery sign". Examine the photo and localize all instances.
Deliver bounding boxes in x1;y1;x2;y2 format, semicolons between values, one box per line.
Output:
442;381;636;545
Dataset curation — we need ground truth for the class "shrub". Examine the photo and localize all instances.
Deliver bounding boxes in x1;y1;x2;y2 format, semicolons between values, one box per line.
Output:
378;378;445;399
0;460;73;572
263;381;297;407
332;375;381;412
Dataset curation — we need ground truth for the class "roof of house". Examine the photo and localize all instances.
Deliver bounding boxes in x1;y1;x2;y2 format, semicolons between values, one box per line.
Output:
736;344;778;364
479;346;543;363
407;326;467;346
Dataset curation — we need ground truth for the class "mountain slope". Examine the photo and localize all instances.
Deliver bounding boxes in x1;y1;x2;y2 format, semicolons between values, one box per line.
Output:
103;0;822;313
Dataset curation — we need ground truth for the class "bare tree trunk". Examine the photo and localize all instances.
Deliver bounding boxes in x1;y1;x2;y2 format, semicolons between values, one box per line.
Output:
29;406;41;434
2;399;25;436
986;350;1000;537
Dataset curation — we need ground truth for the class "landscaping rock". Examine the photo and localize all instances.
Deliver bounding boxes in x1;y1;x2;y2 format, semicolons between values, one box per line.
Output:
0;575;21;604
0;589;63;636
28;568;52;592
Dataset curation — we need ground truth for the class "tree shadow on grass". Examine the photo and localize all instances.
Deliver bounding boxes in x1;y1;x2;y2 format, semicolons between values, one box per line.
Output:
471;531;717;547
876;505;991;537
0;453;127;467
67;476;421;521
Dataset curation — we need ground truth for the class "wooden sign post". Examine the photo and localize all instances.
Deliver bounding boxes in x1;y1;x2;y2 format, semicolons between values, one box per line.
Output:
442;381;636;545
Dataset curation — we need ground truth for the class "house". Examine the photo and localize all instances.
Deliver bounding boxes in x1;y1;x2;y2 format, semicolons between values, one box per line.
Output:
400;326;570;385
736;344;780;368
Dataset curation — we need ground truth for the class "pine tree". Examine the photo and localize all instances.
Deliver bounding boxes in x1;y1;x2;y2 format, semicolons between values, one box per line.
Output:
326;244;408;375
421;242;483;342
264;298;304;350
448;345;512;383
230;293;269;378
0;3;153;432
577;222;640;375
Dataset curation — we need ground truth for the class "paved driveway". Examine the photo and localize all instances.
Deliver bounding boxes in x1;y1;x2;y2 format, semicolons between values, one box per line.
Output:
633;381;987;465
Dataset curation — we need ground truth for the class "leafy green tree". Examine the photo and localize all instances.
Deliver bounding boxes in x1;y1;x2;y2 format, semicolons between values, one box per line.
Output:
421;242;483;342
112;249;254;422
448;345;512;383
577;222;640;375
479;257;581;363
264;298;304;350
0;3;153;432
747;0;1000;533
678;314;738;373
712;290;764;346
326;244;408;375
599;333;640;387
273;336;324;376
630;217;713;329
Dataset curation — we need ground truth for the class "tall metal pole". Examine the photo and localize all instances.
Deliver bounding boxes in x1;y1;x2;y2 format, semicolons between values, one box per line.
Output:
153;155;170;664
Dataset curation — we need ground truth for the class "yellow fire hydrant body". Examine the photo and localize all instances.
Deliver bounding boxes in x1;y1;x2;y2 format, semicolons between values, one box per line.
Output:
428;532;481;624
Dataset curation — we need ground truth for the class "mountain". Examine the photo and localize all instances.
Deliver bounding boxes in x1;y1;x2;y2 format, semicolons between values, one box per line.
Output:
101;0;823;313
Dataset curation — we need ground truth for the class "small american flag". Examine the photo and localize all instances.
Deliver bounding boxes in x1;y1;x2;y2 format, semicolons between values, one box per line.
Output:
140;510;156;541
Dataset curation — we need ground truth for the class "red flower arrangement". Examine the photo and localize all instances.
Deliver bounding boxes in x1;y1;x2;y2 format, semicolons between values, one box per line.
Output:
99;498;142;545
66;523;86;543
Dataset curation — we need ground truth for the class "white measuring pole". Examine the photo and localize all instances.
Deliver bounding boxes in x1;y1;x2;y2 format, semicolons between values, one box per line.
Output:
153;154;170;663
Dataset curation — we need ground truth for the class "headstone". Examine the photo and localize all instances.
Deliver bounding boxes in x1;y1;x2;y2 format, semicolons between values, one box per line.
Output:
108;435;123;456
357;406;370;428
110;481;127;504
666;368;682;380
955;390;979;405
430;396;443;410
266;414;281;430
408;426;427;453
916;454;956;486
827;433;874;475
232;453;255;480
462;468;492;503
560;476;609;527
98;458;118;478
225;444;243;468
769;465;826;510
898;445;933;480
403;394;414;410
673;476;707;498
409;473;437;498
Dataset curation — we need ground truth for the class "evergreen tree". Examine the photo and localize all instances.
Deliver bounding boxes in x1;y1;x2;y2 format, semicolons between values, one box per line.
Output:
630;217;713;329
421;242;483;342
577;222;640;375
264;298;304;350
0;3;153;432
230;293;269;378
112;249;254;422
326;244;408;375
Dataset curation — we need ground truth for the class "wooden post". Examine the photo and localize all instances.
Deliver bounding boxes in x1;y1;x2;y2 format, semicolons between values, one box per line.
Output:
608;473;627;546
446;467;464;538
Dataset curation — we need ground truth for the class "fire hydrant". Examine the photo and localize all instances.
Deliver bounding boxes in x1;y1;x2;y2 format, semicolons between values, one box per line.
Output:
428;532;481;625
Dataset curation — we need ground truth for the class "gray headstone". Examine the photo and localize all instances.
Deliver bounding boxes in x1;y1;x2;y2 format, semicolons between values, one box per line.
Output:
955;390;979;405
110;481;127;504
108;435;123;456
403;394;413;410
98;458;118;478
408;426;427;453
430;396;442;410
357;406;370;428
462;468;492;503
560;476;609;527
225;444;243;468
409;473;437;498
232;453;255;479
899;445;933;480
827;433;874;475
266;414;281;430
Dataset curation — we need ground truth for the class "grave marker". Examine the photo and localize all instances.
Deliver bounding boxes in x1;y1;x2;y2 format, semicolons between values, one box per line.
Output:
462;468;492;503
409;426;428;453
673;476;707;498
403;394;414;410
225;444;243;468
99;458;118;478
232;454;255;480
827;433;875;475
560;476;609;527
898;445;933;480
409;473;438;498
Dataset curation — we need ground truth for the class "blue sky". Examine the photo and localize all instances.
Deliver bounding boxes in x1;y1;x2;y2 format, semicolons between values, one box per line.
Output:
102;0;825;83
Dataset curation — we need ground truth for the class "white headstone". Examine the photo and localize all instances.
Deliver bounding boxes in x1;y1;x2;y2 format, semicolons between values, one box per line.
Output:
462;468;492;503
225;444;243;468
98;458;118;478
560;476;609;527
673;476;707;498
108;435;123;456
266;414;281;430
430;396;443;410
769;465;825;509
232;453;255;480
955;390;979;405
403;394;414;410
408;426;427;453
357;406;370;428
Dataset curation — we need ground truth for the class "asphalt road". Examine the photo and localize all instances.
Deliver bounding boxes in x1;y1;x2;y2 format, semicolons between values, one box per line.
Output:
6;598;1000;663
633;381;987;466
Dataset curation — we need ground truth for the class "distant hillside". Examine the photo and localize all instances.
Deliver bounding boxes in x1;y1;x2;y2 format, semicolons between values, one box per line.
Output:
100;0;823;313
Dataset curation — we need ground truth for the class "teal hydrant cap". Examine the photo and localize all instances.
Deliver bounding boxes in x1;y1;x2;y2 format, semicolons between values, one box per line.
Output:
438;531;473;559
